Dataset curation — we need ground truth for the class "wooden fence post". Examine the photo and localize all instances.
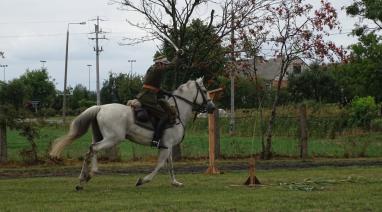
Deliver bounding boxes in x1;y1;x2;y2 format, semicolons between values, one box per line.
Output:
206;88;223;174
214;110;220;159
299;103;308;159
0;121;7;163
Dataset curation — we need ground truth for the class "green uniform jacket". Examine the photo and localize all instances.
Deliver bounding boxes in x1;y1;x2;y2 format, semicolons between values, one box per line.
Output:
136;66;169;119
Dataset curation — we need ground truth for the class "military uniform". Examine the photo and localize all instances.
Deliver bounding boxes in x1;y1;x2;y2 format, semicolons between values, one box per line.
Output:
136;57;172;148
137;66;169;119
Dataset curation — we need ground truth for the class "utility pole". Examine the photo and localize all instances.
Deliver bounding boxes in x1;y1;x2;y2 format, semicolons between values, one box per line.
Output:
0;64;8;82
40;60;46;70
86;64;92;91
63;22;86;124
229;3;236;136
128;59;136;75
89;16;108;106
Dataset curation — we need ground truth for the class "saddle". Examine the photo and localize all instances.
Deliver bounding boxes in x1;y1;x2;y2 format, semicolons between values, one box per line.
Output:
127;99;177;131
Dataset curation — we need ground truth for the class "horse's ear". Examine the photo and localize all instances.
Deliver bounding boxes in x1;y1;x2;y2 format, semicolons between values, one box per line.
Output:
197;77;204;84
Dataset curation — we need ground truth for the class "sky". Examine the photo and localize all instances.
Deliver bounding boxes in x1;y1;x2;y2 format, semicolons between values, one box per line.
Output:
0;0;360;91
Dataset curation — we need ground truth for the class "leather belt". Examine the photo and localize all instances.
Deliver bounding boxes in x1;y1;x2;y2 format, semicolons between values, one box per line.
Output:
143;84;160;93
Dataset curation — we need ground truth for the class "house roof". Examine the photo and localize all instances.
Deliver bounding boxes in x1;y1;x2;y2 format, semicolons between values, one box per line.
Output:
236;56;308;81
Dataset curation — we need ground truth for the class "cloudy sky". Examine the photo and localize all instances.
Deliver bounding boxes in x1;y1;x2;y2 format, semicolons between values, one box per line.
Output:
0;0;359;91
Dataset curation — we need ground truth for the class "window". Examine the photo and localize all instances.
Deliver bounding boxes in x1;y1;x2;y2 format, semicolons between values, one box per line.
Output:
293;65;302;74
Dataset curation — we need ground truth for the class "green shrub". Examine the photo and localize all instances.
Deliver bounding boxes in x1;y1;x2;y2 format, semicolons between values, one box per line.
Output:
371;118;382;131
348;96;378;130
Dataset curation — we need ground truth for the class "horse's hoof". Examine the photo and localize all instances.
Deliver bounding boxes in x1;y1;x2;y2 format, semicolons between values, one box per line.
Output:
136;178;143;187
171;181;184;187
75;185;83;191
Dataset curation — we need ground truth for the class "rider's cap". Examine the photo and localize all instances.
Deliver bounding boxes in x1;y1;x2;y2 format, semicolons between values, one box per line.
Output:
154;55;171;64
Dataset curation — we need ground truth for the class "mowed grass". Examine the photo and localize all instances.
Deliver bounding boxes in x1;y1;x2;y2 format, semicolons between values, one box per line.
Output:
6;124;382;162
0;166;381;211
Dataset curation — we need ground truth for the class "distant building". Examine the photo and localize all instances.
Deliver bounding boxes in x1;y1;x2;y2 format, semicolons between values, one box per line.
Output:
235;55;309;88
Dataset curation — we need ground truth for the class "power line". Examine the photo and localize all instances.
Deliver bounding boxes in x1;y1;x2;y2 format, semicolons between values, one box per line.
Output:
0;32;89;38
0;20;86;24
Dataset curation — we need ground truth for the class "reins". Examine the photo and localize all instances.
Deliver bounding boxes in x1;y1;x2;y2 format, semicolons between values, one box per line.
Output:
170;81;209;125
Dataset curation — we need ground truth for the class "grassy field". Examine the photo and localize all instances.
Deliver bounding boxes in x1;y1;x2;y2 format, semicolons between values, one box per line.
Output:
5;123;382;162
0;166;381;211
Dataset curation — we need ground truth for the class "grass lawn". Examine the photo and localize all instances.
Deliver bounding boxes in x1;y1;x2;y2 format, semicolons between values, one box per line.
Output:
6;124;382;162
0;166;381;211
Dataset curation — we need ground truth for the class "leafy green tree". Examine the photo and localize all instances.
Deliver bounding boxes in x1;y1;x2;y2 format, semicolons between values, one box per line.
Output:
18;69;56;109
69;84;96;110
288;64;341;103
101;72;143;104
331;34;382;102
346;0;382;35
161;19;227;89
0;80;39;163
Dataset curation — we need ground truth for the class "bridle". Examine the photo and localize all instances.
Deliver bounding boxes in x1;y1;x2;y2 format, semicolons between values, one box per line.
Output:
172;81;210;114
169;81;213;143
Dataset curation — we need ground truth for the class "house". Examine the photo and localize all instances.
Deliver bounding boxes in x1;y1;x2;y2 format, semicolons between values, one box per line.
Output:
235;55;309;88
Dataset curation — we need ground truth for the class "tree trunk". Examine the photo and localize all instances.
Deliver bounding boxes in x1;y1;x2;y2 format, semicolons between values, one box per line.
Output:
0;121;7;163
299;103;308;159
263;94;279;160
263;67;286;160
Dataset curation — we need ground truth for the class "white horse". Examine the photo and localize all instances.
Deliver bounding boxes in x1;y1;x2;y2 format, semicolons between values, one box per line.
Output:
49;78;215;190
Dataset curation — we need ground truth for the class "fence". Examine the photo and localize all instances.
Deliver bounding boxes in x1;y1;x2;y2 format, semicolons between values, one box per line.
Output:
3;110;382;163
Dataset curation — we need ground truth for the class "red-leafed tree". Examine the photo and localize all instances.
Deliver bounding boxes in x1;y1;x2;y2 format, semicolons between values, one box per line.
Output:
241;0;348;159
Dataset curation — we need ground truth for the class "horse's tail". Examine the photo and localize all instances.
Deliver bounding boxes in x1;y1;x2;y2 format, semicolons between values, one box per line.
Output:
49;105;101;158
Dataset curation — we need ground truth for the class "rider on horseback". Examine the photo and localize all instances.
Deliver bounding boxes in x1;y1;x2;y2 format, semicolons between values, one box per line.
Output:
136;55;173;149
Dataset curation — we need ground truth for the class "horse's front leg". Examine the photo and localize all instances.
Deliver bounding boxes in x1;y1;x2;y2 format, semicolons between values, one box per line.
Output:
136;148;170;186
167;152;183;187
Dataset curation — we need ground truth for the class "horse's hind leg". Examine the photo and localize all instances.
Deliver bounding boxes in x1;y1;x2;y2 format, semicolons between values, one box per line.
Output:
90;137;99;174
76;146;95;191
90;120;103;173
136;149;170;186
76;137;120;191
167;153;183;187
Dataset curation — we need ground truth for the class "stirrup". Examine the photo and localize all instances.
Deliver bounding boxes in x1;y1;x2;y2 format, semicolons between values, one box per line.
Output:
151;140;168;149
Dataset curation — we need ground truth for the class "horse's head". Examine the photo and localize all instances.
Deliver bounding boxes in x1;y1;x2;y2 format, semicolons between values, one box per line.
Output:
173;77;216;113
187;77;216;113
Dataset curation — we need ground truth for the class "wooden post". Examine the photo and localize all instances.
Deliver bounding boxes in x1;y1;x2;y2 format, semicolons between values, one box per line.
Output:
206;88;223;175
299;103;308;160
244;157;261;186
214;110;220;158
0;121;7;163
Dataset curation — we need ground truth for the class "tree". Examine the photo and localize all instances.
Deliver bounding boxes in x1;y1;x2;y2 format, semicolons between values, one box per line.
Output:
245;0;347;159
101;72;143;104
288;63;341;103
161;19;227;89
18;69;56;110
113;0;271;159
346;0;382;35
0;80;39;163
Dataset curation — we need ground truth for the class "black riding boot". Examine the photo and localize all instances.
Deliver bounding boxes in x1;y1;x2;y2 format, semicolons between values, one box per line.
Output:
151;116;169;149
